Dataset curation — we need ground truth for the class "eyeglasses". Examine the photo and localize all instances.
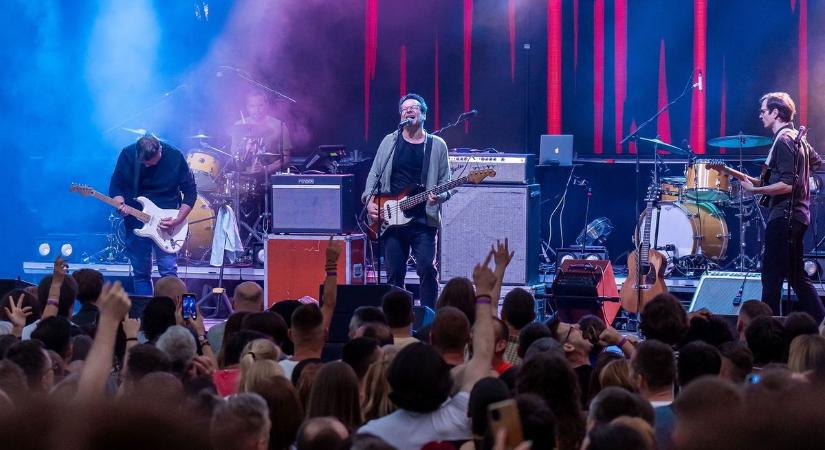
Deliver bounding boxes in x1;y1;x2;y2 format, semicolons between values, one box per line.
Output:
400;105;421;113
562;324;577;344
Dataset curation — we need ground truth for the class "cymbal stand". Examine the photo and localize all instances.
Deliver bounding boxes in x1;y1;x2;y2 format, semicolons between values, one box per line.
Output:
733;133;754;270
83;212;127;263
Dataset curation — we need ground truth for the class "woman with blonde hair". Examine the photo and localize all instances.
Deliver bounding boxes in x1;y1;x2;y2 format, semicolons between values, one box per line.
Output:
599;358;637;393
788;334;825;373
238;339;283;390
361;345;399;421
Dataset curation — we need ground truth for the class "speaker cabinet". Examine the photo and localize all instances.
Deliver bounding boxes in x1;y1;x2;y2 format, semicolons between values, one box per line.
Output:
440;184;540;285
319;284;407;343
270;174;356;233
689;271;763;316
551;260;621;324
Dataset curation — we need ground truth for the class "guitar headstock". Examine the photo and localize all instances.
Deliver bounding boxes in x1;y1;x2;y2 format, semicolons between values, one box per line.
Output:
644;184;661;203
70;183;94;197
467;168;496;184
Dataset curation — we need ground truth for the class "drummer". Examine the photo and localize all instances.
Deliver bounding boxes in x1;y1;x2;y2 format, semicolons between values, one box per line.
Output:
229;90;292;174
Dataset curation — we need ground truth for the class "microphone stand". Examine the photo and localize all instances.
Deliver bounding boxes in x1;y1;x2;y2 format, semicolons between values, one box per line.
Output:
619;70;697;325
359;122;407;285
432;112;476;136
221;66;297;104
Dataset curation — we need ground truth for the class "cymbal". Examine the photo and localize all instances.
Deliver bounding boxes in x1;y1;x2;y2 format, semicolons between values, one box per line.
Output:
707;134;772;148
660;176;686;185
188;133;213;139
637;137;692;156
256;152;283;158
122;128;164;141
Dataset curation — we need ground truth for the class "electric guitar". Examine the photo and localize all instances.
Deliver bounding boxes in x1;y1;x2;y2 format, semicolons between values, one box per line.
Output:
706;161;771;207
619;185;668;314
70;183;188;253
366;168;496;240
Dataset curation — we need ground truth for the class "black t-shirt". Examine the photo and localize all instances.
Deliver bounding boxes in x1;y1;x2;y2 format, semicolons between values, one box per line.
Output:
390;137;426;195
108;143;197;229
574;364;593;408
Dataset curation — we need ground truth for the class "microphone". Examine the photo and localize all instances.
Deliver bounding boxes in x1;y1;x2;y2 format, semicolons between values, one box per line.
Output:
795;125;808;146
398;118;413;128
460;109;479;118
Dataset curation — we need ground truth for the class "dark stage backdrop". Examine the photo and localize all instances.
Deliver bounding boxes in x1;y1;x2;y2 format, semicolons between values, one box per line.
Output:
4;0;825;277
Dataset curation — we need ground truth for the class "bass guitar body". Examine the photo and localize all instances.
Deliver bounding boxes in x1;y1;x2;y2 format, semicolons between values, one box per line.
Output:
619;248;668;314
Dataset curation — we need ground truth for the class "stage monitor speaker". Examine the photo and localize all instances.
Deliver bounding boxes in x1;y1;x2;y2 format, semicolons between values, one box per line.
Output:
128;295;153;319
320;284;408;343
689;271;763;316
551;260;620;324
440;184;540;285
270;174;356;233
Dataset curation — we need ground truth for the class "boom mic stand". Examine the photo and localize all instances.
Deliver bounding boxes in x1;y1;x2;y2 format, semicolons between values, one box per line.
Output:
620;70;698;323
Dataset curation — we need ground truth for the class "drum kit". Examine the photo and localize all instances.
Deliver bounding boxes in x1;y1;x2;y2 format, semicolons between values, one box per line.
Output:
634;134;773;274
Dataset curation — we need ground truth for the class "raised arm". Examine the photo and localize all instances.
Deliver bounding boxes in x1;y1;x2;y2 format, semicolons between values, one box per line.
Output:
43;256;68;319
321;237;342;334
490;239;514;307
460;251;497;392
76;281;131;401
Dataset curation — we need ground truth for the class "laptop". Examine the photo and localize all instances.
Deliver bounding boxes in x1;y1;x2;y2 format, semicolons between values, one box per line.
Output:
539;134;575;166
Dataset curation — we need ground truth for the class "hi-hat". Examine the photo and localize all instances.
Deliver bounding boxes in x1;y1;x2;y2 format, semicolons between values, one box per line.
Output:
708;134;772;148
637;137;692;156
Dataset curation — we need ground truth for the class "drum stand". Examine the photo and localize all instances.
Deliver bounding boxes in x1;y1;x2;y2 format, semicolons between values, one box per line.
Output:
83;212;127;263
730;134;759;271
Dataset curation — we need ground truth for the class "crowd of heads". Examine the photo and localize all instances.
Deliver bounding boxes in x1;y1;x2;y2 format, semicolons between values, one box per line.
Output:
2;254;825;450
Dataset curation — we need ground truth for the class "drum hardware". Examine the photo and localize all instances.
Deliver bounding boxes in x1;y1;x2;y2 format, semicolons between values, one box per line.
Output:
83;212;128;263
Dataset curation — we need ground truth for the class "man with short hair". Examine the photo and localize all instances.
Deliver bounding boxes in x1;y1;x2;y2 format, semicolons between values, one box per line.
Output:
630;339;676;450
154;276;188;309
491;317;512;374
208;281;264;351
210;392;271;450
348;306;388;340
71;268;104;332
363;93;451;308
736;300;773;342
296;417;349;450
745;315;786;368
110;135;197;295
430;306;470;366
382;290;418;348
4;340;54;393
732;92;824;321
280;304;325;380
677;341;722;387
501;288;535;365
31;316;73;364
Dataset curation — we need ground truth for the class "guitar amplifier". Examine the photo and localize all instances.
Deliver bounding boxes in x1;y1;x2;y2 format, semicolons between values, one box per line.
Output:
448;153;535;184
270;174;356;233
689;271;763;316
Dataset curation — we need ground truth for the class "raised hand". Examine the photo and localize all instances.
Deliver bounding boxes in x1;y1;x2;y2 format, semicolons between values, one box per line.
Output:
492;238;515;270
98;281;131;323
122;317;141;340
326;236;342;265
472;250;498;297
52;256;68;283
4;294;32;329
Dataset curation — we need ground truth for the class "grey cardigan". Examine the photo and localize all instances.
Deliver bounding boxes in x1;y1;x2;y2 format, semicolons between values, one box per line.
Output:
361;130;452;227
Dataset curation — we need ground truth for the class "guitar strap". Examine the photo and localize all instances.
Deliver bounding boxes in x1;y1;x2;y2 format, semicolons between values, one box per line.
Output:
421;134;434;186
764;127;796;166
133;143;142;201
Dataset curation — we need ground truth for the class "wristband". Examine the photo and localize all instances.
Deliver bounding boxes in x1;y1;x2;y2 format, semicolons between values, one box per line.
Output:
617;337;628;348
475;295;492;305
126;337;138;342
47;299;59;308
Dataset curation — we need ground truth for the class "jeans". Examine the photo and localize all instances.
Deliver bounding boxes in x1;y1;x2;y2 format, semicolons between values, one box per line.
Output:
123;226;179;295
382;222;438;308
761;218;825;322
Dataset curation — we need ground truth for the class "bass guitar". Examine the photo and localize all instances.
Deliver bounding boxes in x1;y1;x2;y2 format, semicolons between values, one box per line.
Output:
366;168;495;240
619;185;668;314
70;183;188;253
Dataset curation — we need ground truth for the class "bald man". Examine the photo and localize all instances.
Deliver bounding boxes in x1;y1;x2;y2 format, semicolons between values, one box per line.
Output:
207;281;264;352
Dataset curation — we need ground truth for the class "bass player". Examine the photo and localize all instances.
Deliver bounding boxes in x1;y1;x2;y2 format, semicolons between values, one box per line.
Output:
362;93;451;308
109;134;197;295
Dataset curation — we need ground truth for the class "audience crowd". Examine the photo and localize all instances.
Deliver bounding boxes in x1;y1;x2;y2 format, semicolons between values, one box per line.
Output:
1;239;825;450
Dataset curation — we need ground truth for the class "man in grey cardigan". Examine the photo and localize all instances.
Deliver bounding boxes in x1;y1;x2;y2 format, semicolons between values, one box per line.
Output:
362;93;451;308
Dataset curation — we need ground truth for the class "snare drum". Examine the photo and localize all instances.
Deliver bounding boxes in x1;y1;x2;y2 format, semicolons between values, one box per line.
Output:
187;151;222;192
684;160;731;202
637;202;729;260
660;177;685;202
185;195;216;260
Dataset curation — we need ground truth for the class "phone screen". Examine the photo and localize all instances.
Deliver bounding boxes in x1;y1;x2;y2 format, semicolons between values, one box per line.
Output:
182;293;197;320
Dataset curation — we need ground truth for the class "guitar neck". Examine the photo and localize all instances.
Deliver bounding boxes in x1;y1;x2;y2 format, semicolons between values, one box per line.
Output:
400;175;470;210
640;202;654;265
91;191;150;223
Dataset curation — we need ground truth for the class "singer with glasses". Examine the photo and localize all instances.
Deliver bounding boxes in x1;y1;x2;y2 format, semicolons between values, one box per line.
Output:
362;93;451;308
738;92;824;321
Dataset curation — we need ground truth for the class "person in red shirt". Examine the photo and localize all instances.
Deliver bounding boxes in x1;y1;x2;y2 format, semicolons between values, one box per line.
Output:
491;317;513;375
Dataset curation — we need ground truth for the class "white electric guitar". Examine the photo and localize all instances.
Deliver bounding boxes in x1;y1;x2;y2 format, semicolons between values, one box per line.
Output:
70;183;188;253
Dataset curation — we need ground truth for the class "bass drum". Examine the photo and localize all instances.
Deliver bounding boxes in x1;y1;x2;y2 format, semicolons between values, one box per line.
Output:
185;195;216;260
637;202;729;260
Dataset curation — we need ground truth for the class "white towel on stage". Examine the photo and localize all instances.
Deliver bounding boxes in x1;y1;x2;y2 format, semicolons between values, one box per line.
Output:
210;205;244;266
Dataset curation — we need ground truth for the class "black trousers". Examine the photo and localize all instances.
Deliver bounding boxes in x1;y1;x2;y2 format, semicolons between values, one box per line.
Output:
382;222;438;308
762;218;825;322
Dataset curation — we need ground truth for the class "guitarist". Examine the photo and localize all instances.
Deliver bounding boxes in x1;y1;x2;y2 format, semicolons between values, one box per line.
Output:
732;93;823;321
109;135;197;295
362;93;451;308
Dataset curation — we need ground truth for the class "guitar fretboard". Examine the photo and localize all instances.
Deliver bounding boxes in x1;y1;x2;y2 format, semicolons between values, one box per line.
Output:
640;202;653;266
91;191;150;223
399;175;471;210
